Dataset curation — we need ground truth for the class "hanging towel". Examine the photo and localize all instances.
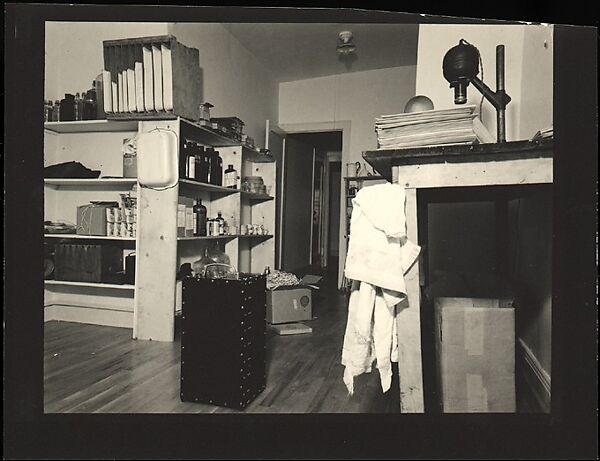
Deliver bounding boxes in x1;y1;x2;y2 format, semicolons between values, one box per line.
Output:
341;183;420;395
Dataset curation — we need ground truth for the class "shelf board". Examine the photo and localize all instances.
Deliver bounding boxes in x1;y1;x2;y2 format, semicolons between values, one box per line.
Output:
180;118;243;147
179;179;240;194
45;280;134;290
344;175;384;181
177;235;237;241
44;178;137;188
44;233;136;241
44;119;139;133
179;120;269;154
240;191;274;201
242;146;275;163
362;139;553;182
238;234;273;239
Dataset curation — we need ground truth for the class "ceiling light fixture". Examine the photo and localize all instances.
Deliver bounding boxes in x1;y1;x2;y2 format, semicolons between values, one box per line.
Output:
336;30;356;56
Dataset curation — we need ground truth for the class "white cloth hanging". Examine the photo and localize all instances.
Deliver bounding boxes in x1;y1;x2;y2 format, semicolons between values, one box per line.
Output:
341;182;420;395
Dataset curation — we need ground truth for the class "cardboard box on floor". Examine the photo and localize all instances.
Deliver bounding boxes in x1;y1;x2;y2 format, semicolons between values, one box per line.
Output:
434;297;516;413
266;275;322;325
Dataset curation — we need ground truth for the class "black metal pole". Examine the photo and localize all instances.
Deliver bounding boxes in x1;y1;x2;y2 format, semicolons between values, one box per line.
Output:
496;45;506;142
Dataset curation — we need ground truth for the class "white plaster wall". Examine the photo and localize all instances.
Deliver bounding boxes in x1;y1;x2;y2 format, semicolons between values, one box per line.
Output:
415;24;527;142
168;23;279;147
279;65;417;165
45;22;170;102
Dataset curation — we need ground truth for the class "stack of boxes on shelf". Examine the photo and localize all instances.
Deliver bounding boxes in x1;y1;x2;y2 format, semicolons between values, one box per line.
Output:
107;193;138;238
76;189;138;238
177;197;196;238
54;243;124;284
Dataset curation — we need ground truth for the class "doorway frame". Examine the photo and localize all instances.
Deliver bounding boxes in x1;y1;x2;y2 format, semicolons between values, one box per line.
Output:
322;152;342;269
279;121;351;288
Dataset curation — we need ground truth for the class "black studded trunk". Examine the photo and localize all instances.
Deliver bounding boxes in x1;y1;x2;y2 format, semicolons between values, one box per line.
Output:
180;274;267;410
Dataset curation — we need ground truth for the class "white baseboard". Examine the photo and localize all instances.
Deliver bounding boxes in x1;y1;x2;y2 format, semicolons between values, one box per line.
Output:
517;337;551;413
44;304;133;329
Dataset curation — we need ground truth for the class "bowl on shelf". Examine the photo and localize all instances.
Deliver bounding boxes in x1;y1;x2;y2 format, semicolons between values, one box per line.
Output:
242;176;264;193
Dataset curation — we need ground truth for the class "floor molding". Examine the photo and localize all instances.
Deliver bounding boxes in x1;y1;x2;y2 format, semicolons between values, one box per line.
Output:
517;337;551;413
44;304;133;329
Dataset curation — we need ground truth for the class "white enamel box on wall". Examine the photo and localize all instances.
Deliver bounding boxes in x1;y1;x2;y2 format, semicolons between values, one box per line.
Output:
137;130;178;188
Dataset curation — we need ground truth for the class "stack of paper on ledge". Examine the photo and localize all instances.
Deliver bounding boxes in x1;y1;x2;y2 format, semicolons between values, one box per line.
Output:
531;126;553;140
375;105;494;150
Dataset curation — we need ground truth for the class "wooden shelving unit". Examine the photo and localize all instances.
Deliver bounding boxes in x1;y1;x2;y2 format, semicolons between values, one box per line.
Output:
135;118;275;341
44;116;277;341
44;120;139;329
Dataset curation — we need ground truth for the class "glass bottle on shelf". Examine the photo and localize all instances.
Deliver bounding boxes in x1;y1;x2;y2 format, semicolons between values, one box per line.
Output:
208;149;223;186
194;198;207;236
216;151;223;186
59;94;76;121
74;93;81;120
224;164;237;189
83;84;97;120
229;214;238;236
44;100;53;122
197;145;209;183
52;100;60;121
192;247;213;278
216;212;225;236
186;141;196;180
205;147;215;184
193;142;202;181
180;140;189;180
207;242;231;266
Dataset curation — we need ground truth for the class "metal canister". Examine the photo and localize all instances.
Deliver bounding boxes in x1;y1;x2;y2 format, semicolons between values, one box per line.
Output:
212;219;221;237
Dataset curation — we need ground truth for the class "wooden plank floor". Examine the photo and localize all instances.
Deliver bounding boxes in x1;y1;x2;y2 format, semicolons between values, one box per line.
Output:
44;273;400;414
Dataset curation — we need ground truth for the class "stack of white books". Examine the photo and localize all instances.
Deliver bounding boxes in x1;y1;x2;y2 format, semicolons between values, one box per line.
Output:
375;105;494;149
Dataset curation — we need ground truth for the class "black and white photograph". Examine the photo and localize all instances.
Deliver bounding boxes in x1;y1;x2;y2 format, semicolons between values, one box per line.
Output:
4;4;597;459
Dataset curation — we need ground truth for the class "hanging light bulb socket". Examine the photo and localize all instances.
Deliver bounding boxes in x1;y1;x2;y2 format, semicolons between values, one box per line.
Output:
336;31;356;56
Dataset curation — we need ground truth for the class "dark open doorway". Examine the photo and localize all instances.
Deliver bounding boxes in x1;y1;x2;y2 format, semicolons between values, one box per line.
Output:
279;131;342;276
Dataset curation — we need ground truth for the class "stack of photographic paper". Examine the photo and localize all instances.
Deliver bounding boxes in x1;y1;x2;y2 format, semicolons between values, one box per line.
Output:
375;105;494;149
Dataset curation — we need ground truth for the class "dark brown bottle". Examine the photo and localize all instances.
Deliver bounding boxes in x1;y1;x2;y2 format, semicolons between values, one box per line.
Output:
59;94;76;121
197;145;209;183
205;147;216;185
194;198;207;236
209;149;223;186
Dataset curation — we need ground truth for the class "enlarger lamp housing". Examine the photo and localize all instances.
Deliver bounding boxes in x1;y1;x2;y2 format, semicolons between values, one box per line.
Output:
442;40;480;104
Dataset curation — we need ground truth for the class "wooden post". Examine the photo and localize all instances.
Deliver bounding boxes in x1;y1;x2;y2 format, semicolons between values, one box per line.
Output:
396;185;425;412
133;120;179;342
134;184;178;342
